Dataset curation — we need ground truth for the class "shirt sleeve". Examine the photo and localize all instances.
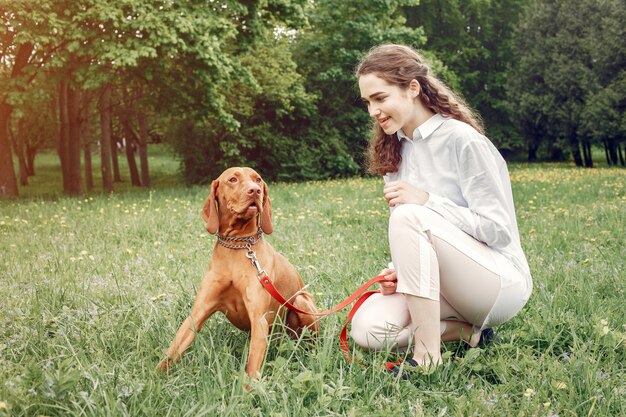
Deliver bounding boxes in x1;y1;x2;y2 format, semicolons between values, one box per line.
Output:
423;139;514;249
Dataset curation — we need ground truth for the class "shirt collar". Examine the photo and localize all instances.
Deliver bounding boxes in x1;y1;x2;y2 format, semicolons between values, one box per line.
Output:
396;113;446;142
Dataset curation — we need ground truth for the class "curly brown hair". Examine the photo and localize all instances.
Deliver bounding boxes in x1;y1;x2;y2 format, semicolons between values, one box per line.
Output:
356;44;484;175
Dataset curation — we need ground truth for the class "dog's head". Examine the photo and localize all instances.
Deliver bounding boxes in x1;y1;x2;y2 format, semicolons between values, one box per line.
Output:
201;167;273;235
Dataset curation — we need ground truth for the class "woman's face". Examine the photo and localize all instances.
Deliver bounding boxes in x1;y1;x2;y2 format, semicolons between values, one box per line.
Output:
359;73;419;135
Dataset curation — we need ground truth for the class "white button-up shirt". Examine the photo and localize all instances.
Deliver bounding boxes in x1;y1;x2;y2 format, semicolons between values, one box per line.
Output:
384;113;531;280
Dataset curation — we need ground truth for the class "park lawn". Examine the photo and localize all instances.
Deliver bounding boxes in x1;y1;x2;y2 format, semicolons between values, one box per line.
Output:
12;144;183;199
0;157;624;416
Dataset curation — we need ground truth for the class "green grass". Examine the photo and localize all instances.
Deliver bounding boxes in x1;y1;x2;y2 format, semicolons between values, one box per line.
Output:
12;144;183;199
1;154;625;416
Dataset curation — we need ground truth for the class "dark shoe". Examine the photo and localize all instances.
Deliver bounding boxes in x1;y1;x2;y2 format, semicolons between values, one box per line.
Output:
451;328;497;359
475;327;496;348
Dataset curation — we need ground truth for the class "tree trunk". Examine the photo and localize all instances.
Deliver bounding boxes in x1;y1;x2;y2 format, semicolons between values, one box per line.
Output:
111;130;122;182
0;103;19;196
9;117;28;186
137;110;150;187
20;118;35;177
83;125;93;191
527;142;538;162
0;42;34;197
126;142;141;186
99;84;114;193
67;86;83;195
582;141;593;168
569;138;583;167
604;140;611;165
121;88;141;186
123;118;141;187
44;92;60;177
58;80;71;192
81;91;94;191
26;143;36;176
16;119;28;186
618;142;625;166
607;139;618;165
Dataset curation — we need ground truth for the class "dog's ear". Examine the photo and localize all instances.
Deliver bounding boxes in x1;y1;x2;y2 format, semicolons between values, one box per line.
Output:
202;179;220;234
259;181;273;235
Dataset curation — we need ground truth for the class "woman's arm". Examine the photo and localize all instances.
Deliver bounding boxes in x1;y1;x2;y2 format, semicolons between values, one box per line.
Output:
424;139;514;248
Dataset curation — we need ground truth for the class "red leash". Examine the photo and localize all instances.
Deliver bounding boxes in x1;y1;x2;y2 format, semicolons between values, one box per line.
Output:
247;248;387;363
259;271;385;363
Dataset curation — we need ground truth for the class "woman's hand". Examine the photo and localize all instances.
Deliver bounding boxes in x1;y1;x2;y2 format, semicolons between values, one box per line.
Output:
383;181;429;207
378;268;398;296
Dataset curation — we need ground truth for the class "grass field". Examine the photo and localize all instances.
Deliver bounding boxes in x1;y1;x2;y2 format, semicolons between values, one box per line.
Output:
1;148;625;416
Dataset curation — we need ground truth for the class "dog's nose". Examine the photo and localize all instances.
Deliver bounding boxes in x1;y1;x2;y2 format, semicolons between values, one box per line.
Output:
247;183;261;196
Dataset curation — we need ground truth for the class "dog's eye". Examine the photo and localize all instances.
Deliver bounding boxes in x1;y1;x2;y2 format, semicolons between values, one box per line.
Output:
255;177;262;183
228;177;238;183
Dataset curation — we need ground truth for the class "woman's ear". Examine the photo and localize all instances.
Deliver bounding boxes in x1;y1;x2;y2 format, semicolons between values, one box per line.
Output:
409;79;421;98
259;181;273;235
202;180;220;234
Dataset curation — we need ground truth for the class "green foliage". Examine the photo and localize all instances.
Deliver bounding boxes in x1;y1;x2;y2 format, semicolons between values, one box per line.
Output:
293;0;428;171
3;0;625;193
9;91;56;156
169;0;434;182
405;0;528;152
166;32;359;184
1;164;625;415
578;1;626;146
233;36;359;181
580;73;626;143
507;0;626;162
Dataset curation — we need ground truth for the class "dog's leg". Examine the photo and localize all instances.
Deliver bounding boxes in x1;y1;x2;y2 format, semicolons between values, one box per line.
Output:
287;292;321;336
243;286;274;379
245;314;270;380
157;279;222;372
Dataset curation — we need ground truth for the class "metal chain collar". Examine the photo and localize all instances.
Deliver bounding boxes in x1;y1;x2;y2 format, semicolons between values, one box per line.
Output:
216;227;264;250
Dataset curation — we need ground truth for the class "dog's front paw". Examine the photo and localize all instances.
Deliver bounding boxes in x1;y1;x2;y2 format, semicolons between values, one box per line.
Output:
156;357;174;373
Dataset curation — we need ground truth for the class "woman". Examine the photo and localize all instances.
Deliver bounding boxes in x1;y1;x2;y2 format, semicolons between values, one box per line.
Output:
350;44;532;374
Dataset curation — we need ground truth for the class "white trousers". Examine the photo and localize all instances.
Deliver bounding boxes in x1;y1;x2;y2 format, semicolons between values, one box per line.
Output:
351;204;530;351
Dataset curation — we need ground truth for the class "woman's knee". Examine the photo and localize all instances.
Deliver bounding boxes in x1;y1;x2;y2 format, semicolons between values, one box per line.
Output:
350;307;385;350
389;204;431;234
350;293;409;350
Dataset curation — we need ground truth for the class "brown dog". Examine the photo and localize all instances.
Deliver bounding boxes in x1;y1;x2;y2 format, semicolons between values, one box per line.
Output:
158;167;319;378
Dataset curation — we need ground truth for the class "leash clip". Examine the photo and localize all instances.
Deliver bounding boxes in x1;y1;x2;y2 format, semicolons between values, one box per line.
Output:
245;249;266;277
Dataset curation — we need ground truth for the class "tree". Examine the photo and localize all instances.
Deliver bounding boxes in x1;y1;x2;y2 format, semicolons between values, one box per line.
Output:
578;0;626;166
98;84;113;192
404;0;528;155
7;82;56;185
293;0;433;171
167;31;334;183
136;101;150;187
506;0;557;161
3;0;269;194
159;0;362;183
1;1;87;195
0;40;34;196
507;0;625;165
1;0;85;196
89;0;312;184
80;90;94;191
